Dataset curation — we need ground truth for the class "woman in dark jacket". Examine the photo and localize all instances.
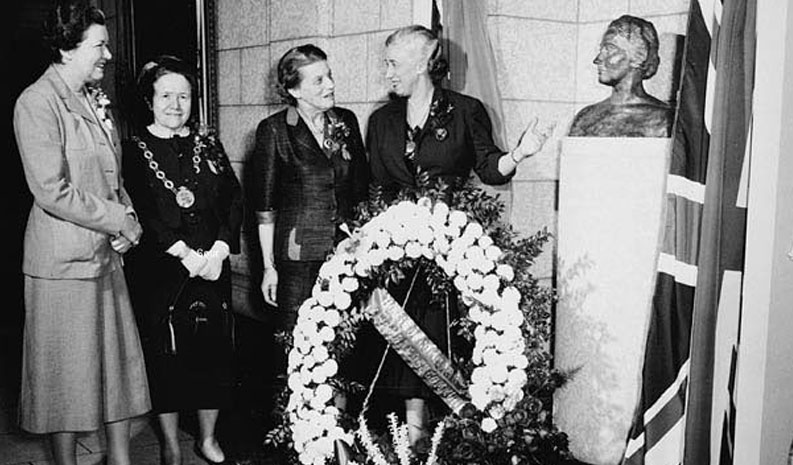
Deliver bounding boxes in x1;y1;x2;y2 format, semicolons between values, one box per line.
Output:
122;55;242;465
366;25;550;445
251;44;369;330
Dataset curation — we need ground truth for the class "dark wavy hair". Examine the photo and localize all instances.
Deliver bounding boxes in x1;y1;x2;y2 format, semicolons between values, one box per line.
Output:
606;15;661;79
276;44;328;106
43;0;106;64
385;25;449;85
134;55;198;126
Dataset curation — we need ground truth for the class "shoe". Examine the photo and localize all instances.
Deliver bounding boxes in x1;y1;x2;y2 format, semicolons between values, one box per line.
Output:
193;442;229;465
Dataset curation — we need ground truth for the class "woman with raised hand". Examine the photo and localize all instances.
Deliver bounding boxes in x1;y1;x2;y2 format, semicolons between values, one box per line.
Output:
366;24;550;446
13;1;150;464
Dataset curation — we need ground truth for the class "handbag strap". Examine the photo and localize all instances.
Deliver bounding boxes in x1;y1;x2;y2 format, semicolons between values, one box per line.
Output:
164;275;191;355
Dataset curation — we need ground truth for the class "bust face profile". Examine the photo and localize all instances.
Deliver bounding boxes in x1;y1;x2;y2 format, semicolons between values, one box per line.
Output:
569;15;674;138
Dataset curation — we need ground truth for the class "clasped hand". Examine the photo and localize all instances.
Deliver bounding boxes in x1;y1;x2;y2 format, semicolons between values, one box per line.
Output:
180;242;229;281
110;213;143;254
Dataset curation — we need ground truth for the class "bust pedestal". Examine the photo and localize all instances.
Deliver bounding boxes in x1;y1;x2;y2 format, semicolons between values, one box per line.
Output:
553;137;671;465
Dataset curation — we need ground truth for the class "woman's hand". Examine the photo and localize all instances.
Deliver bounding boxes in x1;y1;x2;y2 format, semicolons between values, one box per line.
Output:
110;235;134;254
261;267;278;307
512;117;554;162
120;214;143;245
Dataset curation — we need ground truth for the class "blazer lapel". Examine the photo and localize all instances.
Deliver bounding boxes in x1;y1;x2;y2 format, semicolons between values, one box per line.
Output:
47;66;121;180
48;66;117;153
385;99;415;180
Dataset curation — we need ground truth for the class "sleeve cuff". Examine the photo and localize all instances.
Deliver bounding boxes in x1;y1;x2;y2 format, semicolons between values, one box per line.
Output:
166;240;190;259
211;240;230;260
256;210;277;225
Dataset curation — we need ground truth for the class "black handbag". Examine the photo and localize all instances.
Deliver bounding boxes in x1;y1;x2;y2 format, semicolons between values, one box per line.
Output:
162;276;236;356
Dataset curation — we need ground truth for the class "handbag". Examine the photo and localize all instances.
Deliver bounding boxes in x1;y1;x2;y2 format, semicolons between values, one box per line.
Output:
162;276;236;356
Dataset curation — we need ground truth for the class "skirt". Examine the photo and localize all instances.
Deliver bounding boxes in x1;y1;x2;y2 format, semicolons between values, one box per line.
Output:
275;260;323;330
20;270;151;433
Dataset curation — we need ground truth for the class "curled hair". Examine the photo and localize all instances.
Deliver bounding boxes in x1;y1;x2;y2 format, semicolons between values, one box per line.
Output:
276;44;328;106
386;25;449;85
606;15;660;79
134;55;197;126
43;0;106;64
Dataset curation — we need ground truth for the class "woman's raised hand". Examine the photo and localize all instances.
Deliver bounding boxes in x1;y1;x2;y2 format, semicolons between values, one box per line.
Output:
513;117;555;162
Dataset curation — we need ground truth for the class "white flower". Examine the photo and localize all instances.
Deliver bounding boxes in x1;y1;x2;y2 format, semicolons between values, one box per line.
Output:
485;245;503;261
405;241;422;258
432;202;449;220
322;309;341;327
448;210;467;228
390;227;408;245
367;248;386;267
417;226;434;244
417;196;433;209
340;277;359;292
432;236;451;255
333;292;352;310
312;345;329;362
463;222;484;240
288;373;304;391
482;274;501;293
315;291;334;308
453;276;468;292
311;369;328;385
386;246;405;261
481;417;498;433
318;326;335;342
322;359;339;377
507;368;528;387
466;272;484;291
496;264;515;281
488;364;509;384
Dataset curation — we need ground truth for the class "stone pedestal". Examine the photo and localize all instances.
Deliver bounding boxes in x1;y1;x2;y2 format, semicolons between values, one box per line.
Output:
553;137;671;465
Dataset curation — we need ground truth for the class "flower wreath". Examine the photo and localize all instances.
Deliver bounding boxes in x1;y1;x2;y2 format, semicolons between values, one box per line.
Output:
267;176;571;465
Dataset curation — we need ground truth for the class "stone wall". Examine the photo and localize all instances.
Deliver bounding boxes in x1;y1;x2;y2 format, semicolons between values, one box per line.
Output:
214;0;418;318
213;0;690;320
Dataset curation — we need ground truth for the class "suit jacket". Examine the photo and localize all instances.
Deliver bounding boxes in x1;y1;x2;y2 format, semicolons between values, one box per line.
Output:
14;65;132;279
251;106;369;262
367;87;513;199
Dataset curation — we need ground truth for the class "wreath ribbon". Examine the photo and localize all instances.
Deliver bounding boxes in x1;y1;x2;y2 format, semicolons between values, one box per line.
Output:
363;288;470;413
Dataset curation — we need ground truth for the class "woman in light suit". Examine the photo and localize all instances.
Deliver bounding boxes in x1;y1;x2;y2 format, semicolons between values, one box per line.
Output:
13;2;150;464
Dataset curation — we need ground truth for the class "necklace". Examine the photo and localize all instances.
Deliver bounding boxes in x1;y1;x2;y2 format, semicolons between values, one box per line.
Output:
407;94;432;129
297;108;326;146
133;136;202;209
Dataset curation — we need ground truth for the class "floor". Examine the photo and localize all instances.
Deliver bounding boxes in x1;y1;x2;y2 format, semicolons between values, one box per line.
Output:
0;312;282;465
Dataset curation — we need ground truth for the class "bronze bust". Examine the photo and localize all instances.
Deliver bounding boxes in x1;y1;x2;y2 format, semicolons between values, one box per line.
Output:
570;15;674;138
